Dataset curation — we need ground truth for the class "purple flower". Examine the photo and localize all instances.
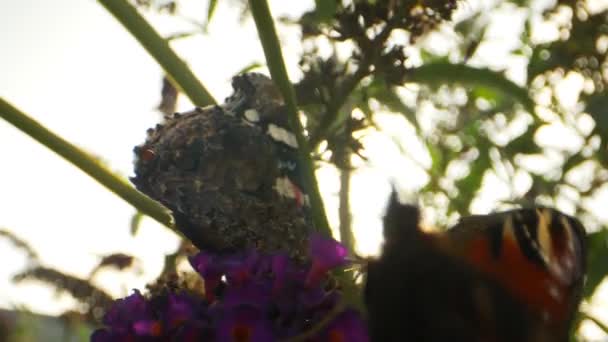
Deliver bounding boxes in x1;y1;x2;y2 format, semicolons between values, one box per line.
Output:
222;282;272;310
90;329;118;342
91;289;164;341
133;320;162;336
215;306;275;342
102;290;150;328
164;292;198;329
189;252;223;301
93;237;368;342
223;250;260;286
105;290;159;336
321;309;369;342
172;320;210;342
306;234;349;287
270;253;289;293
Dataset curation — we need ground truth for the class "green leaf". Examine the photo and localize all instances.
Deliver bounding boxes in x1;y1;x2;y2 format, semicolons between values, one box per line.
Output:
471;85;508;108
585;95;608;169
236;61;264;74
472;85;500;101
450;146;491;215
419;48;450;64
562;153;586;174
426;142;445;176
130;211;144;235
407;63;535;113
206;0;218;27
586;95;608;138
583;229;608;298
507;124;541;154
314;0;337;21
367;77;419;130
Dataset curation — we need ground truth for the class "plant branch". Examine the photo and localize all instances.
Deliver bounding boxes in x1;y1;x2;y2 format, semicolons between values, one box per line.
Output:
339;166;354;250
98;0;216;107
338;120;355;253
248;0;331;236
285;299;346;342
248;0;363;313
0;98;174;229
580;311;608;335
309;19;397;148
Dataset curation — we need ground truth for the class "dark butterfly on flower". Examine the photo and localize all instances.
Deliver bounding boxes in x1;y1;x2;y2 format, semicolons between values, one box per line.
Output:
131;73;312;256
365;192;587;342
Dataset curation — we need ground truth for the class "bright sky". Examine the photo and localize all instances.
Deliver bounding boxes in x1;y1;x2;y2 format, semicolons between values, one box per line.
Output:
1;0;607;339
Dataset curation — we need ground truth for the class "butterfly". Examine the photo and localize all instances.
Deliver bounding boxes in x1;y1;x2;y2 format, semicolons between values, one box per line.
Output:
364;192;587;342
131;73;312;256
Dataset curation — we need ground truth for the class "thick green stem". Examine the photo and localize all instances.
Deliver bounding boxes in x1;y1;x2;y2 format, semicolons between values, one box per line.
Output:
248;0;362;312
338;117;355;253
248;0;331;236
98;0;216;107
0;98;174;229
339;166;354;250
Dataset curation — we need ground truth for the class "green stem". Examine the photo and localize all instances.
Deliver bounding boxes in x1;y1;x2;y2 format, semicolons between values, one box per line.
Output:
580;311;608;335
0;98;174;229
248;0;363;314
338;119;355;253
98;0;216;107
285;299;346;342
248;0;331;236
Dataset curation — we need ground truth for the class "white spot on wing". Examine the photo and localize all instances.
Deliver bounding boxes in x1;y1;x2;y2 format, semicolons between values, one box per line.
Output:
244;109;260;122
274;177;296;199
273;176;310;207
267;124;298;148
302;194;310;206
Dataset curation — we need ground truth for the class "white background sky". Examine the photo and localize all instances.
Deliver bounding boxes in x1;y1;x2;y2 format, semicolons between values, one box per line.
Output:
1;0;607;339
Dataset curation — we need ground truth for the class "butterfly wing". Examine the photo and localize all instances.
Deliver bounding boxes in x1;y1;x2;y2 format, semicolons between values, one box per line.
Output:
446;208;587;327
365;198;587;342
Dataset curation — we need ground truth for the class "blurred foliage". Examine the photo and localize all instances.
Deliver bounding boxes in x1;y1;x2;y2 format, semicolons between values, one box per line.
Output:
0;229;40;262
12;266;113;324
4;0;608;339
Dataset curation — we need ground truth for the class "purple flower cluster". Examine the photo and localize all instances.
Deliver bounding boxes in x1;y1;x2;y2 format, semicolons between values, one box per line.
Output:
91;234;368;342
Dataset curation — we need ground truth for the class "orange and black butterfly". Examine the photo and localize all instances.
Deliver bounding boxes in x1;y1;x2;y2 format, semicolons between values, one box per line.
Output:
364;193;587;342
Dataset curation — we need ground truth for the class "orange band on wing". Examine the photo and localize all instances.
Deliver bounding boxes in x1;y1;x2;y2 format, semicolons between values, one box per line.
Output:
463;236;569;323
